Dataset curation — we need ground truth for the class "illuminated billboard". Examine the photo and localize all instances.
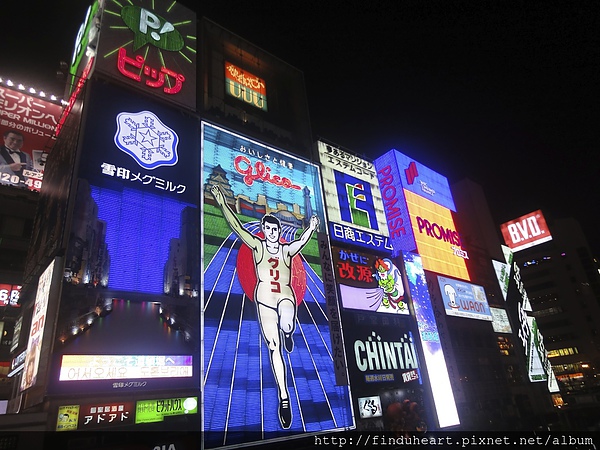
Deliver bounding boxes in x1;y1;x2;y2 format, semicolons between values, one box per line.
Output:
332;247;409;315
136;396;198;424
375;149;456;212
406;191;470;280
403;252;460;428
489;307;513;333
345;319;420;390
500;209;552;252
437;276;492;321
95;0;196;110
225;62;267;111
202;122;352;446
0;86;63;192
318;142;392;252
21;259;56;392
498;245;559;393
0;284;20;307
373;154;416;254
48;81;200;396
59;355;193;381
492;259;511;301
340;310;429;432
64;0;102;99
56;405;80;431
357;396;383;419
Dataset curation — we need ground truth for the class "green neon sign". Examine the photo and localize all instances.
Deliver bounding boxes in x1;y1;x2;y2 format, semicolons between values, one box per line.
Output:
135;397;198;424
121;6;184;51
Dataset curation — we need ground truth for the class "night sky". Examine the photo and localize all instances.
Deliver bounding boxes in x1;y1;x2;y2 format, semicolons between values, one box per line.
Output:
2;0;599;255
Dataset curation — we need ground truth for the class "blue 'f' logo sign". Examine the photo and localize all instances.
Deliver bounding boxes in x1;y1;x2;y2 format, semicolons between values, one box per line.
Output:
334;171;378;231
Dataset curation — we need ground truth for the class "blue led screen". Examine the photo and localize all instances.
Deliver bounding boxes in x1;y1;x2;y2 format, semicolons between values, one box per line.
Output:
375;149;456;212
90;185;194;293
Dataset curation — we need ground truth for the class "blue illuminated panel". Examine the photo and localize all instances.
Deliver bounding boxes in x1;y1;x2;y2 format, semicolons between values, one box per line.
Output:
403;252;459;428
91;185;193;293
377;149;456;212
373;152;417;255
328;221;392;253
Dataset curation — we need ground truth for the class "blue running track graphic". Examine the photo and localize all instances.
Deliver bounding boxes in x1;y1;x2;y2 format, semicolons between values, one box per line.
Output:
203;221;353;447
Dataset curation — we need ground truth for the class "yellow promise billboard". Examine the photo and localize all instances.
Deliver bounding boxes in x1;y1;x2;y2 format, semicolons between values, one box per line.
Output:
404;190;470;281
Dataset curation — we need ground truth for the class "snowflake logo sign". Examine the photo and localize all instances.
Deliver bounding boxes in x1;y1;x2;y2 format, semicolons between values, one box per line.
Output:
114;111;179;170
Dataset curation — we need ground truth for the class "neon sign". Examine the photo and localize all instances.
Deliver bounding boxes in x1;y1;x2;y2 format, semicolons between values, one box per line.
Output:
59;355;193;381
117;48;185;95
234;155;301;189
94;0;196;109
225;62;267;111
114;110;179;169
405;191;470;280
500;209;552;252
0;284;21;307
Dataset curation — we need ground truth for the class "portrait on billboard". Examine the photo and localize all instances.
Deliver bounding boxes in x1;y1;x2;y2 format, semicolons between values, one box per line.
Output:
202;122;352;445
0;86;62;192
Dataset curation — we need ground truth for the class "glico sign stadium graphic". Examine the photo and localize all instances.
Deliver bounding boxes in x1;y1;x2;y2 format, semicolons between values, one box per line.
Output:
202;123;353;446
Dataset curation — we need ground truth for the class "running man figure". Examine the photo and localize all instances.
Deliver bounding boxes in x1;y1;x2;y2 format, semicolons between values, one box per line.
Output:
211;185;319;429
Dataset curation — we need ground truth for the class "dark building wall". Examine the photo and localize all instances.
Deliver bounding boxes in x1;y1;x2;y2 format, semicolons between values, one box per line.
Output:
449;178;556;429
0;186;39;399
198;18;313;158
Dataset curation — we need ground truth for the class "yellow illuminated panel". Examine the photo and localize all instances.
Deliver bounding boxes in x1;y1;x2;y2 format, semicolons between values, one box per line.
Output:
405;190;470;280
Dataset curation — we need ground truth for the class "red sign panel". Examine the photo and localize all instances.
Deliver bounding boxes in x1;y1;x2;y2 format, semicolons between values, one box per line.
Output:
0;86;63;191
0;284;21;307
500;209;552;252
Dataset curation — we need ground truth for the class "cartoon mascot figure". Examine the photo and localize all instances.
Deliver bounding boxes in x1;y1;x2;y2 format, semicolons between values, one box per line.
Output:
373;258;406;311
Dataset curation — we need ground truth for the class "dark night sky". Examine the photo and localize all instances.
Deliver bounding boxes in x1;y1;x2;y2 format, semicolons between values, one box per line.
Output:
2;0;599;255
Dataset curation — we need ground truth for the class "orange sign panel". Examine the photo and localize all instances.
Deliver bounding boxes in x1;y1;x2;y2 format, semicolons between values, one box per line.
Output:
405;190;470;280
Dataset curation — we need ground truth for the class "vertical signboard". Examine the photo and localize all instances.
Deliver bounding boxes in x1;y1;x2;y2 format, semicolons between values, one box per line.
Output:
498;245;559;393
403;252;460;428
373;152;416;255
342;311;427;432
0;86;63;191
94;0;196;110
64;0;103;99
48;81;200;397
317;142;392;253
20;259;56;391
202;122;352;446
